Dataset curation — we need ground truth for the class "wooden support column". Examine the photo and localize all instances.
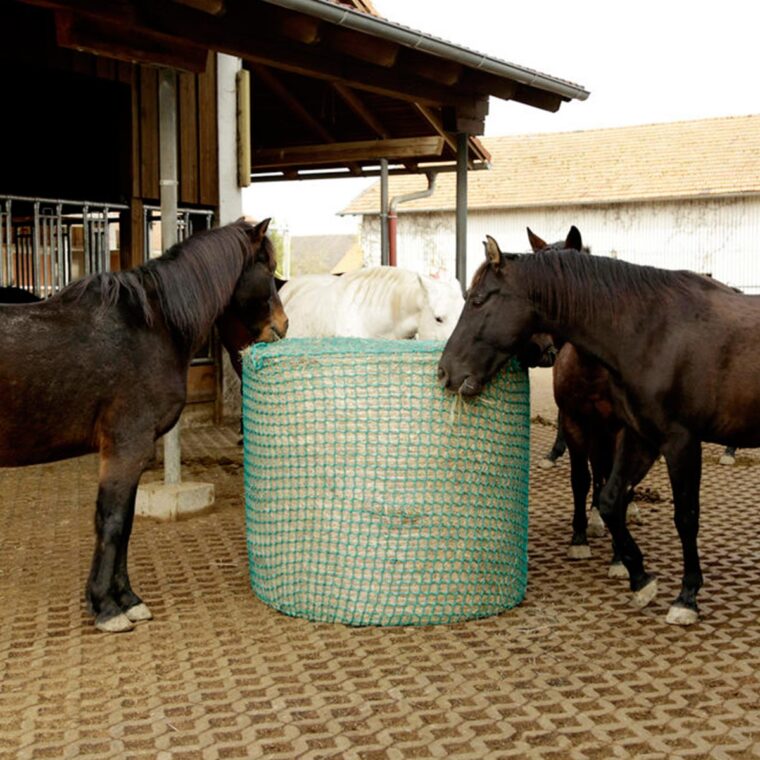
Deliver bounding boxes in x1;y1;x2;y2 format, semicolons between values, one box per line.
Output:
380;158;389;266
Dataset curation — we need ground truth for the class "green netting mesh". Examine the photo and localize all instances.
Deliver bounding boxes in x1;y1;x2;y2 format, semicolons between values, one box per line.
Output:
242;338;530;627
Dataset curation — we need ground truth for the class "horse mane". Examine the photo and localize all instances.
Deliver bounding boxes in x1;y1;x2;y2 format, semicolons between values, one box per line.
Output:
61;222;259;344
516;250;728;324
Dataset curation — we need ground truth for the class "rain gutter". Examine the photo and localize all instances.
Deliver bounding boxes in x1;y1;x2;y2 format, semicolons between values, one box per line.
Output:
260;0;589;102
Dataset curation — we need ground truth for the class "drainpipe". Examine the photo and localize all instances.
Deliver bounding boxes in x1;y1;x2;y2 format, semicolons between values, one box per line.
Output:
388;170;437;268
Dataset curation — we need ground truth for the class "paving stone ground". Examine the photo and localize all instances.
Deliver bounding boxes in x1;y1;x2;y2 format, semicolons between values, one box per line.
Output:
1;416;759;759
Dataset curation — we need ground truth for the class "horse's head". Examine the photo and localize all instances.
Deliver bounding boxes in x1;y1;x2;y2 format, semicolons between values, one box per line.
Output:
416;276;465;340
438;236;536;396
220;218;288;350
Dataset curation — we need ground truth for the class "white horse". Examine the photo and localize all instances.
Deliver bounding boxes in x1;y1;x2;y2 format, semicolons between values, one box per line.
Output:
279;266;464;340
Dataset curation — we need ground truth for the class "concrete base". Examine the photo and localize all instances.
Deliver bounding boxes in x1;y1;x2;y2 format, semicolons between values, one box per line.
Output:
136;481;215;521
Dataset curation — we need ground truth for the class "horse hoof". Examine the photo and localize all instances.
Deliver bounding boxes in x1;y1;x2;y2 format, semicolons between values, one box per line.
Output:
627;504;643;525
666;604;699;626
608;562;629;579
587;509;606;537
95;612;135;633
125;603;153;623
539;458;555;469
567;544;592;560
631;578;658;609
719;454;735;466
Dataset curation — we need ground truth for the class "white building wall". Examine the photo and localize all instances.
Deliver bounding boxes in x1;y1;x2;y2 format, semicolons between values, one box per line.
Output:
360;196;760;293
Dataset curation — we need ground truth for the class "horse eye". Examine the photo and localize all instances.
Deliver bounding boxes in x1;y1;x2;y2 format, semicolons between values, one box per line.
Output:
435;316;444;324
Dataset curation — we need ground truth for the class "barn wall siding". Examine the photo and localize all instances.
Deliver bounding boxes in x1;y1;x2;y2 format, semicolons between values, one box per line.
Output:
360;197;760;293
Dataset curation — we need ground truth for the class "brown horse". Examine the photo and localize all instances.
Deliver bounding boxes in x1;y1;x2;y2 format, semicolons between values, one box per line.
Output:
0;218;288;632
439;238;757;626
528;227;647;574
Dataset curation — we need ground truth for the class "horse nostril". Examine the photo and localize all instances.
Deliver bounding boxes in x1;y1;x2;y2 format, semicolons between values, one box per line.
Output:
437;366;448;386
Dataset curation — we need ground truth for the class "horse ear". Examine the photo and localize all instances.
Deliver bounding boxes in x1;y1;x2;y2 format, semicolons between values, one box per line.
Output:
527;227;547;252
565;225;582;252
484;236;503;268
236;216;271;243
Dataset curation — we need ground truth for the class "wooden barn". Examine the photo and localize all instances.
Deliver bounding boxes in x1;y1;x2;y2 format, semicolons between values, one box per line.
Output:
0;0;588;420
343;114;760;291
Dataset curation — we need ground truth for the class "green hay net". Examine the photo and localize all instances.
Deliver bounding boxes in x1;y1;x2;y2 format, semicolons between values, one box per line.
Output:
242;338;530;627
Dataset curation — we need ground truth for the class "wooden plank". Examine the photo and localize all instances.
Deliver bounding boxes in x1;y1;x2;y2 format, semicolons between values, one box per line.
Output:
55;10;208;72
322;26;399;67
236;69;251;188
125;200;145;270
139;66;160;201
172;0;225;14
187;364;217;403
179;71;199;205
197;52;218;207
252;136;445;170
130;64;140;199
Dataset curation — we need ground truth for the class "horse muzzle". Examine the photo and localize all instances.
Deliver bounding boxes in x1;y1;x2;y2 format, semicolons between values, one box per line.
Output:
437;365;483;397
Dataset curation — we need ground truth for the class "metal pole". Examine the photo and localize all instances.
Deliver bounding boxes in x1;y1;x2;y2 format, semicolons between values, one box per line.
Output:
380;158;389;266
159;67;182;486
455;132;468;293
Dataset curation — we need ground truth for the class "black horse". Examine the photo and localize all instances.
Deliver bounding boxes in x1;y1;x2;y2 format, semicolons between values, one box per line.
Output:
0;218;288;632
439;239;758;626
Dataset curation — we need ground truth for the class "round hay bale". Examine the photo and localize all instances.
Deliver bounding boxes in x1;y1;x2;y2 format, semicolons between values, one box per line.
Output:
242;338;530;626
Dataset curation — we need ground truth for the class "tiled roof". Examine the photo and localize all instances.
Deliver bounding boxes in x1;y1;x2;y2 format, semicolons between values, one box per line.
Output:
342;115;760;215
326;0;381;16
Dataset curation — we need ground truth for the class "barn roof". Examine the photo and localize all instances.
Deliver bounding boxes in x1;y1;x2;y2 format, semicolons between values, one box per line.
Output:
12;0;588;180
342;114;760;214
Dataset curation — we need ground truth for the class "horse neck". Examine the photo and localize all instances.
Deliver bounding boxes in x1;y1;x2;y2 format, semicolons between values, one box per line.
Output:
522;255;639;371
147;231;245;355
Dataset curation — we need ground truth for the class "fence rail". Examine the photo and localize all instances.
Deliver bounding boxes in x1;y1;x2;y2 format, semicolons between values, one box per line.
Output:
0;195;214;296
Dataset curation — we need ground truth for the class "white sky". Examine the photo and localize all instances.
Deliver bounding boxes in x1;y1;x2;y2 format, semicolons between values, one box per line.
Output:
243;0;760;235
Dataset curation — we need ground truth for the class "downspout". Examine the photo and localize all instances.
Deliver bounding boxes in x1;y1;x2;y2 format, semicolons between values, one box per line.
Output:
388;170;437;267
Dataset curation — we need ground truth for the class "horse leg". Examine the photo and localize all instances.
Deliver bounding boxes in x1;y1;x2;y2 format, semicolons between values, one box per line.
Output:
565;422;592;559
606;432;657;579
662;432;703;625
87;444;152;632
597;428;657;606
540;410;566;468
587;436;611;539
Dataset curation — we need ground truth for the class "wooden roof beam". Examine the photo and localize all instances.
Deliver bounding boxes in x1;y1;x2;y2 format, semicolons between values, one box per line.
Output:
413;104;484;168
55;10;209;72
332;83;420;172
253;137;445;170
253;66;363;176
171;0;225;15
401;50;462;86
322;26;399;67
332;83;390;138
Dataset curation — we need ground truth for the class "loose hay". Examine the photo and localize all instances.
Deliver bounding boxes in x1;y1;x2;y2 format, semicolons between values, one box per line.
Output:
242;338;530;626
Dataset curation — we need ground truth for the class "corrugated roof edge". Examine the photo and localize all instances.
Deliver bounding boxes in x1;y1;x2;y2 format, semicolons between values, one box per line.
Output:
260;0;590;102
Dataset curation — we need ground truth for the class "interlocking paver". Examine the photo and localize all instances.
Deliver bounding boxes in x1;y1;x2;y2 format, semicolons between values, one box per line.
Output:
1;420;759;759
